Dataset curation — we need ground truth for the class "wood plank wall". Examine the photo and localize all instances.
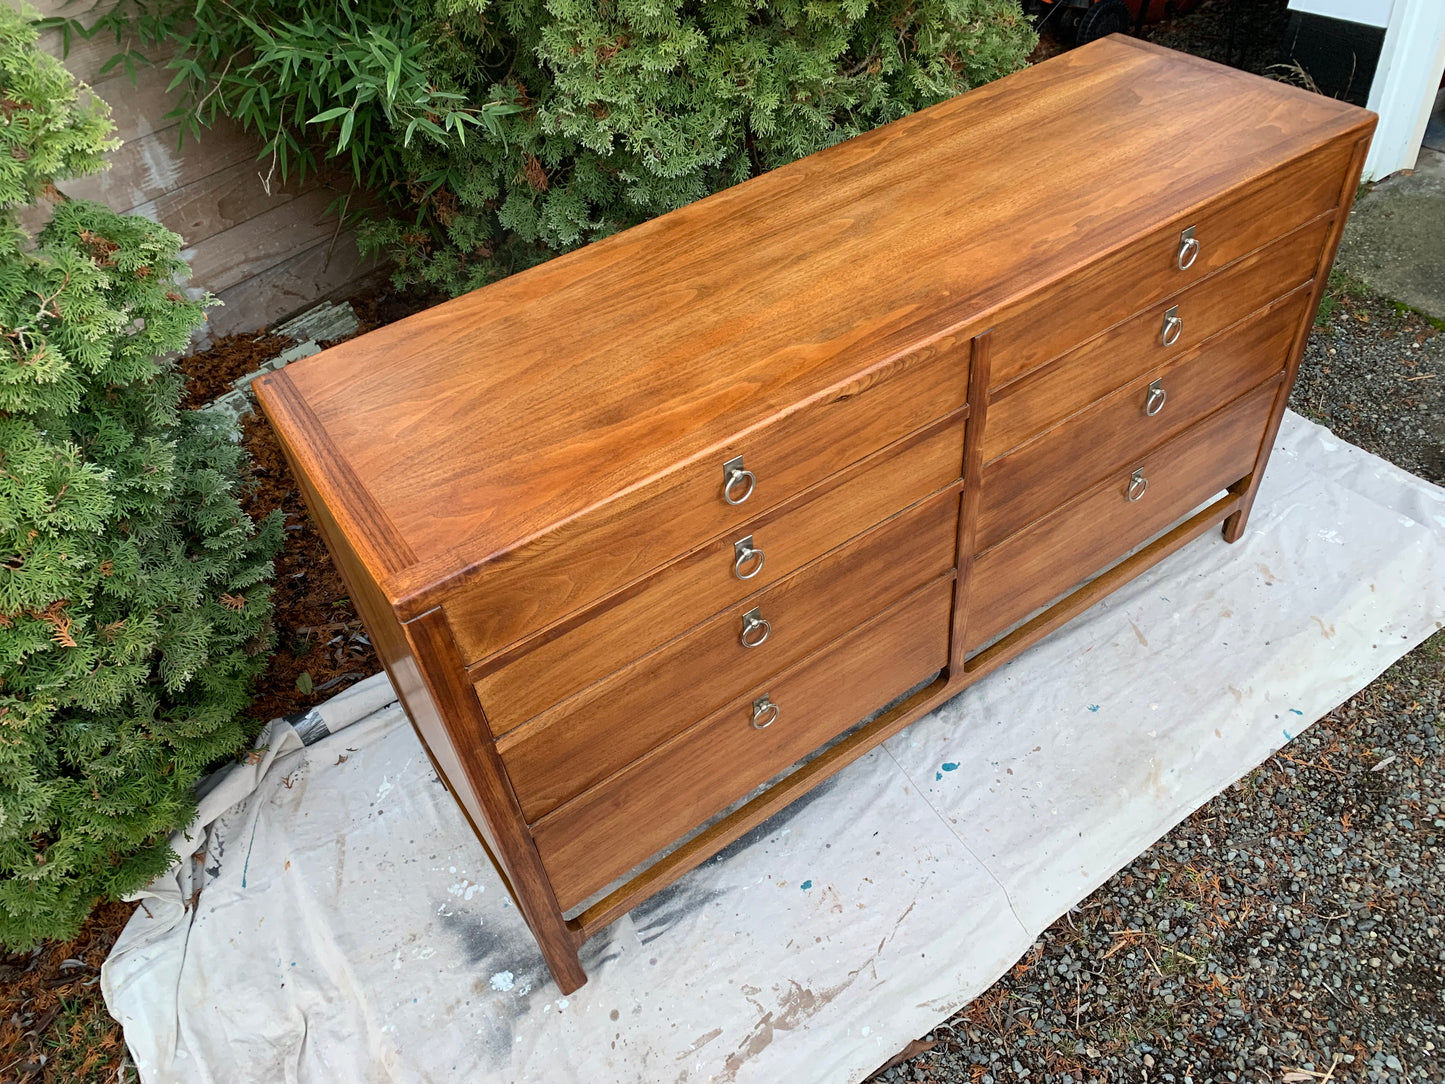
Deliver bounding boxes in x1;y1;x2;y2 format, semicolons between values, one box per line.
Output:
33;1;383;340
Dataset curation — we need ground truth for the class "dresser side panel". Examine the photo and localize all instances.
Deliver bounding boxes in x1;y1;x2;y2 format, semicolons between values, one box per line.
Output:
1224;128;1375;541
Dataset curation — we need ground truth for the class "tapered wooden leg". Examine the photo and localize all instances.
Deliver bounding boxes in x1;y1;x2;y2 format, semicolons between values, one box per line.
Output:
403;609;590;994
950;330;991;670
1221;502;1249;543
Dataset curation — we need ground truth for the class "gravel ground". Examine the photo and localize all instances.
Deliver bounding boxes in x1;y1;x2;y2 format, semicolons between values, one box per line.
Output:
864;281;1445;1083
1295;279;1445;485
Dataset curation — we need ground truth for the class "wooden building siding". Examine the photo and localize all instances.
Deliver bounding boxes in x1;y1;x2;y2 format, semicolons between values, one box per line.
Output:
33;1;381;340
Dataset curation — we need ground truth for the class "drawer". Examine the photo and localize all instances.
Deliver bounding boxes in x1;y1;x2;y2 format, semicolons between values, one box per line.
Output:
965;378;1278;654
499;489;959;821
986;135;1351;388
983;216;1328;460
531;575;954;912
472;414;965;736
439;333;970;666
974;285;1309;552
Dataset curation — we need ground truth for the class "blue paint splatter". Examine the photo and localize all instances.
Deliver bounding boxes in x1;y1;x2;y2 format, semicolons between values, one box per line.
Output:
941;762;959;772
240;817;261;888
1087;704;1100;713
1288;709;1304;716
935;772;942;781
1283;729;1293;741
800;880;813;891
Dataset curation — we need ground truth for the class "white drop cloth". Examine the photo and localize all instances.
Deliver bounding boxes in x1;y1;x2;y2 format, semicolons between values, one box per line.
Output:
101;412;1445;1084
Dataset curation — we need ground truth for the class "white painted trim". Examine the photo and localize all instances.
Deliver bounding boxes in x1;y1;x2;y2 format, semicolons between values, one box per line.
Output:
1287;0;1393;31
1363;0;1445;179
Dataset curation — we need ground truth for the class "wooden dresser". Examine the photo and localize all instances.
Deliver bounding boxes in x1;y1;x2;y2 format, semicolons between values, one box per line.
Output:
254;37;1373;993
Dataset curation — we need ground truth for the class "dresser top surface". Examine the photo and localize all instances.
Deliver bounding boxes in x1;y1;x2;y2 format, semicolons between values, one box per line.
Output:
255;35;1370;601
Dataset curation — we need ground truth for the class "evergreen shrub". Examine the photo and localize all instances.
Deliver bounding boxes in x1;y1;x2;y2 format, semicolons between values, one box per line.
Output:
74;0;1037;294
0;6;282;947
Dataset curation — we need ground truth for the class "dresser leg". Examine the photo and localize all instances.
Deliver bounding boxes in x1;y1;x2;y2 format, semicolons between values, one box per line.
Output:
400;609;591;995
1221;504;1249;544
537;929;589;994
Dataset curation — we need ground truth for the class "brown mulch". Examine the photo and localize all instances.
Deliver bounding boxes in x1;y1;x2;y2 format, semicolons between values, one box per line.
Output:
0;282;426;1082
174;332;291;410
0;902;133;1083
345;284;443;340
237;408;380;723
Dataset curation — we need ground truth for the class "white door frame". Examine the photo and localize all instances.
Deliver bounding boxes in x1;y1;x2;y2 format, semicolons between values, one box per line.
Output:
1363;0;1445;179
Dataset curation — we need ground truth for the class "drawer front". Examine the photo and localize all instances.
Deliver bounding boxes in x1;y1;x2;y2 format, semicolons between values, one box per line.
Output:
500;490;959;822
532;575;954;912
983;217;1328;461
473;415;965;736
965;379;1278;653
986;136;1351;389
974;286;1309;552
441;334;970;666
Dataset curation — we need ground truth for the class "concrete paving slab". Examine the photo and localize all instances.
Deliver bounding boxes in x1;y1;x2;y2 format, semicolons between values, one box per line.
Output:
1337;148;1445;320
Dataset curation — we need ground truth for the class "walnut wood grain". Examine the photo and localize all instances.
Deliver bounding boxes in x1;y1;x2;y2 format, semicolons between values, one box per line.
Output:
499;490;959;822
471;414;965;735
265;36;1370;616
442;330;970;660
533;576;954;912
569;669;951;938
252;370;415;577
974;286;1311;552
985;137;1350;390
964;492;1244;681
967;379;1279;653
983;216;1330;460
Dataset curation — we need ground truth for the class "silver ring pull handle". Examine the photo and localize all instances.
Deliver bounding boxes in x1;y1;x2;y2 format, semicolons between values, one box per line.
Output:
739;607;771;648
1161;305;1182;347
722;455;755;506
1176;226;1198;271
733;536;765;580
1127;468;1149;503
1145;378;1167;417
751;695;779;730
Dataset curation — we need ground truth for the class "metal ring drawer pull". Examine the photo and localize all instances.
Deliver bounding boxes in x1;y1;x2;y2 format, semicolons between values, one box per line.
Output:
733;536;765;580
1176;226;1198;271
1127;468;1149;502
752;695;779;730
1161;305;1182;347
739;607;771;648
1145;378;1167;417
722;455;755;505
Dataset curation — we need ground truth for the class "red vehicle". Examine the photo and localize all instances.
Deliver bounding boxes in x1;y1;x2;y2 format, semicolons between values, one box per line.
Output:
1025;0;1203;44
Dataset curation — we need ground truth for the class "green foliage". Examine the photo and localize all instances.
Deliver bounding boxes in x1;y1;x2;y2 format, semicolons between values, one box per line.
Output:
76;0;1035;293
0;5;282;947
0;9;113;207
55;0;522;192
